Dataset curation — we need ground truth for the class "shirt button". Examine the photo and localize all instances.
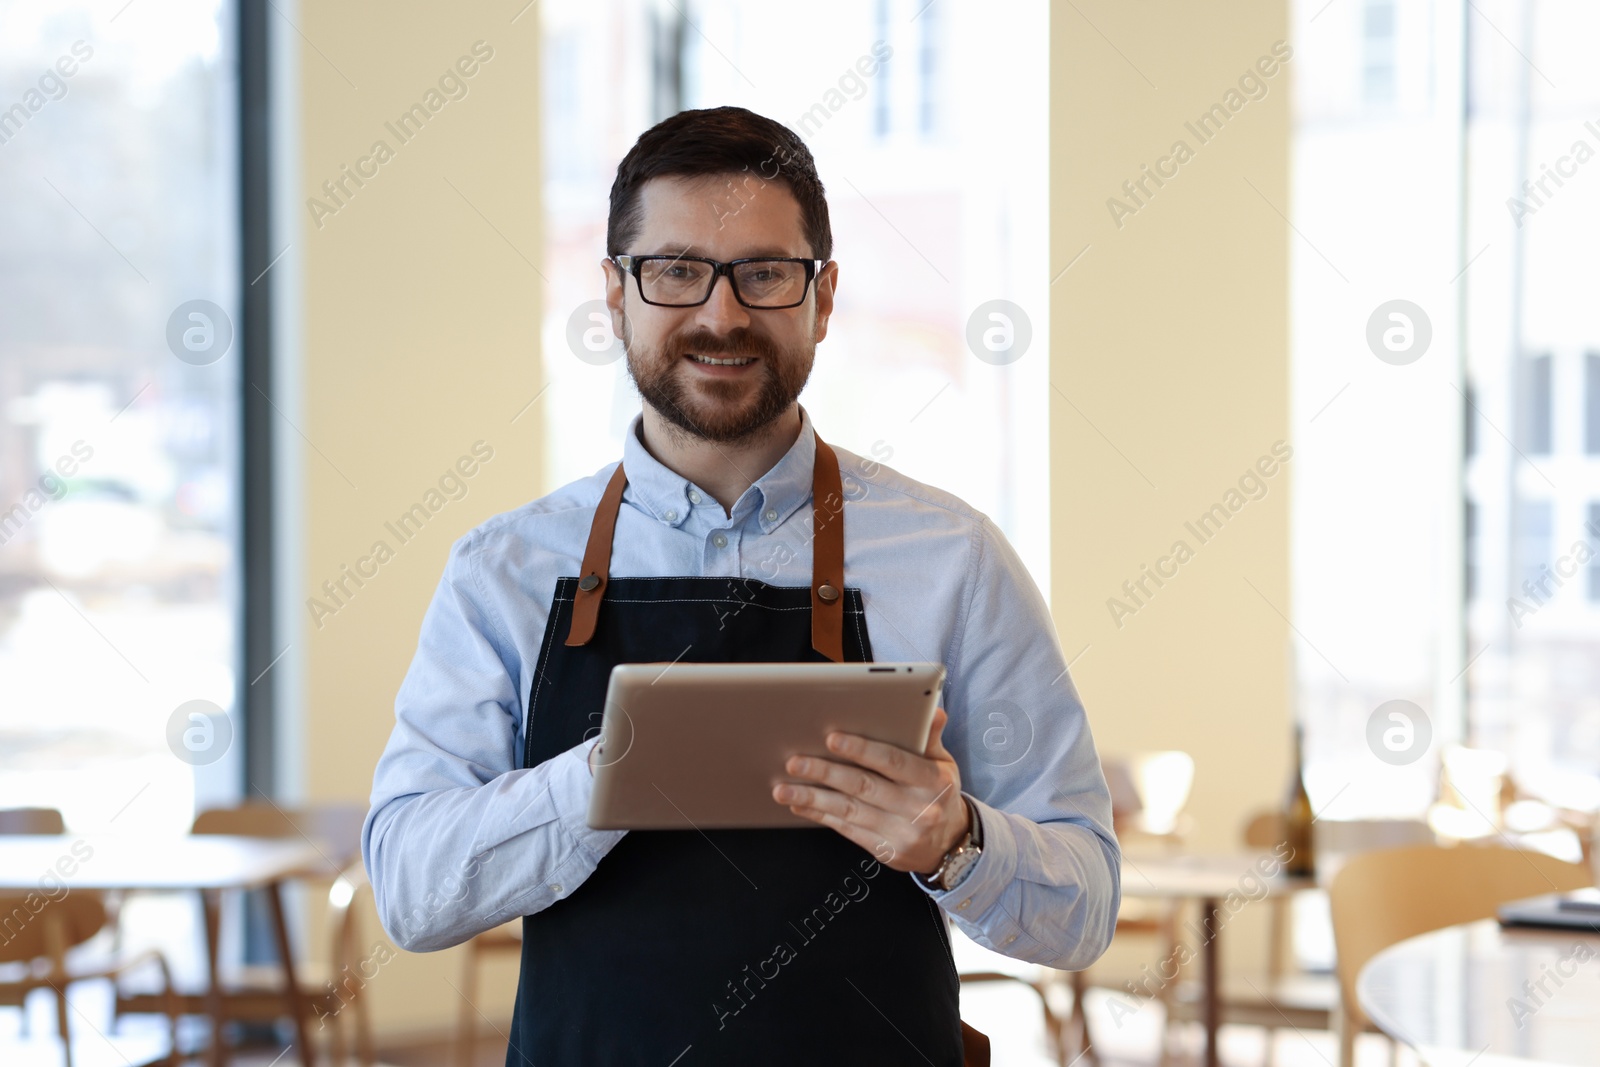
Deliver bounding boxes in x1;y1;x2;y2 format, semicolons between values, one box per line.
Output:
764;508;777;522
1004;934;1017;945
688;490;702;504
549;883;564;894
957;899;971;911
712;533;729;549
664;510;677;523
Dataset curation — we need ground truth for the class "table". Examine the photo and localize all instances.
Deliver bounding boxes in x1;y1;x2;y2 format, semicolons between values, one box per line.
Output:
1119;852;1316;1067
0;834;333;1067
1358;919;1600;1067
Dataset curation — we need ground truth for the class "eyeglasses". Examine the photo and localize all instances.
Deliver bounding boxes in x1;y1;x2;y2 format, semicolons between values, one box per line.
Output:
612;255;825;309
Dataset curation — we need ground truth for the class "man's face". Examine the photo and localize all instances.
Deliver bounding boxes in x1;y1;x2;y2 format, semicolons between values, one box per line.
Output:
604;174;837;444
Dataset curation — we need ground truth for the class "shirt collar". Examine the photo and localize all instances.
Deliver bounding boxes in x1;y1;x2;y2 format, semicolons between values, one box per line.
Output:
620;405;818;534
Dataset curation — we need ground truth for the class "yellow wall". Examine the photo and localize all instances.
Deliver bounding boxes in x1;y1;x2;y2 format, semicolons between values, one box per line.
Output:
1049;0;1293;966
296;2;541;1039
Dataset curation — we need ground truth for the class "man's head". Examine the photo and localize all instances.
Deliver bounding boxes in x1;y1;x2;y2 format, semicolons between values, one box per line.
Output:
604;106;837;445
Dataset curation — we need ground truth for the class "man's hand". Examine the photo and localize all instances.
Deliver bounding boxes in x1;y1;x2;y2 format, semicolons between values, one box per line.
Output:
772;708;969;876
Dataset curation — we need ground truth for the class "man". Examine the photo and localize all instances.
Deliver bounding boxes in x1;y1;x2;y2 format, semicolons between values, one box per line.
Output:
363;105;1119;1066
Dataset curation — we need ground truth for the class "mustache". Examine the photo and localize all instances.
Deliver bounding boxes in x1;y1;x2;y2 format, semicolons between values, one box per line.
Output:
664;327;780;360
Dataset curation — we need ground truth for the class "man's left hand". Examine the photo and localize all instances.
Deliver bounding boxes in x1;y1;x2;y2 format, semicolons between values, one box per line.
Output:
773;707;969;876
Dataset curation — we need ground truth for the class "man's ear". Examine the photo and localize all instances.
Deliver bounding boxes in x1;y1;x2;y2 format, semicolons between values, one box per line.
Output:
603;258;627;339
812;261;838;344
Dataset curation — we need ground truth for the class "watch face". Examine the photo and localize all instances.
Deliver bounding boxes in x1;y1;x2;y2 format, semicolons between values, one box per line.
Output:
941;845;981;891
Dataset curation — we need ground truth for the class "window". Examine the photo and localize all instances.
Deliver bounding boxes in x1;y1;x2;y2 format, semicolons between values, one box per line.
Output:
0;0;243;832
1586;351;1600;454
1361;0;1398;106
1465;500;1478;602
1590;503;1600;603
1520;353;1553;456
1517;500;1553;594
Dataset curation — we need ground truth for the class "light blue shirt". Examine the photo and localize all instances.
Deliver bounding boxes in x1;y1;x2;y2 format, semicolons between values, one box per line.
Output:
363;405;1120;969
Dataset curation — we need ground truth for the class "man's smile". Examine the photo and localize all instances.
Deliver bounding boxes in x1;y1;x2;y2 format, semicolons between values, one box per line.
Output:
684;353;758;371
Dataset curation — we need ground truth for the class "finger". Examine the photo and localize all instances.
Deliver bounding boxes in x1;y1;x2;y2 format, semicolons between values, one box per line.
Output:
785;803;906;865
772;782;893;832
824;731;942;788
784;754;899;810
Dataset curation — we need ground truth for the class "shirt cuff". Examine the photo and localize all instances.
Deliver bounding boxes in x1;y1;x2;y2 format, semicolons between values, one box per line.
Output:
912;792;1015;918
547;737;627;862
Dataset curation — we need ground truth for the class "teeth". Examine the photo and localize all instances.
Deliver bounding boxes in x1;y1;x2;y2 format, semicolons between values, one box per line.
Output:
689;354;754;366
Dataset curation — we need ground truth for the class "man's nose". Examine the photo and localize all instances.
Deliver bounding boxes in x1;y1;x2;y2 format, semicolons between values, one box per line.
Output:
691;271;753;335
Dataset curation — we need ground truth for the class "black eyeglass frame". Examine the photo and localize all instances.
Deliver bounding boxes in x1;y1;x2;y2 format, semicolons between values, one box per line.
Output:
612;254;827;309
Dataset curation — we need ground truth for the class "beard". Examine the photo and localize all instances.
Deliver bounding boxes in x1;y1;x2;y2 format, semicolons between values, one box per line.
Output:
624;316;815;445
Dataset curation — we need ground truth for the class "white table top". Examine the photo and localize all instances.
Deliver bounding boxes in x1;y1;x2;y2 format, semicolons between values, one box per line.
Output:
0;834;334;891
1358;919;1600;1067
1120;851;1315;900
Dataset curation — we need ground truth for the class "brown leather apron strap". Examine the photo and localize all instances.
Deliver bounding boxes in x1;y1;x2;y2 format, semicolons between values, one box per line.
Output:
565;428;848;661
564;461;628;648
809;435;846;664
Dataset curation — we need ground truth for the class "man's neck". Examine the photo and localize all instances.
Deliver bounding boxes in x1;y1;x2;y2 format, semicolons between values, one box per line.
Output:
637;405;804;516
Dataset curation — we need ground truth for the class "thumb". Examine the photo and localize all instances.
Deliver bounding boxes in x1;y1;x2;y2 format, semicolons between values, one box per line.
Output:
924;707;952;760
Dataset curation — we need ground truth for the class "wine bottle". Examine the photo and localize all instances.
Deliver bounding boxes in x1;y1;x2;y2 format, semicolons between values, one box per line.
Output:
1283;723;1315;876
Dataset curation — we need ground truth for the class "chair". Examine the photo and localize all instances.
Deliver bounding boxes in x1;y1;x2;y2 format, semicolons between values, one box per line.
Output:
1065;752;1195;1065
0;809;66;835
114;803;375;1065
0;808;69;1026
1328;843;1592;1067
455;921;522;1067
0;888;181;1067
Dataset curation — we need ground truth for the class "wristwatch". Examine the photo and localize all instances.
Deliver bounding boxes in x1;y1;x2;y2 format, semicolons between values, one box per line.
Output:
919;795;984;892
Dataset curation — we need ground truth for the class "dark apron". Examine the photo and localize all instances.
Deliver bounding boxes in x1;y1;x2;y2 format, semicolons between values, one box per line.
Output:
505;429;963;1066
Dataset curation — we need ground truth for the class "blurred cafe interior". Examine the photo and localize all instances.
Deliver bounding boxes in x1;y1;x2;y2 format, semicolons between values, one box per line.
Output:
1;0;1598;1065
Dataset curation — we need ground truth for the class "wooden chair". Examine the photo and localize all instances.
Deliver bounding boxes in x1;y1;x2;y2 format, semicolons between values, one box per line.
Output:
1328;843;1592;1067
0;809;66;835
1166;815;1436;1063
0;888;181;1067
128;803;376;1065
0;808;69;1028
455;921;522;1067
1066;752;1195;1066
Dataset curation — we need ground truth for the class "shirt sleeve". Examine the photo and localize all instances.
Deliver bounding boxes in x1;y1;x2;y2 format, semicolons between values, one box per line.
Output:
361;530;626;953
911;517;1122;970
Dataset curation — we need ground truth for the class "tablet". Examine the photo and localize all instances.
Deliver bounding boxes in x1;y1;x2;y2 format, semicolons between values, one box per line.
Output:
586;662;946;830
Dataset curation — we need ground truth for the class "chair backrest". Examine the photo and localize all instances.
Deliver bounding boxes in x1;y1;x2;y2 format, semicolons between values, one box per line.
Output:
192;802;367;871
0;892;107;966
1328;844;1591;1029
1105;751;1195;842
0;808;66;835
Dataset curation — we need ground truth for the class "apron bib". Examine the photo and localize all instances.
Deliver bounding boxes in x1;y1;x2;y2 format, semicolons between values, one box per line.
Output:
505;430;962;1065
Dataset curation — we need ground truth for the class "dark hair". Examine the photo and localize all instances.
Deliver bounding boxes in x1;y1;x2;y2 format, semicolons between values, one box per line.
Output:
606;106;832;261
